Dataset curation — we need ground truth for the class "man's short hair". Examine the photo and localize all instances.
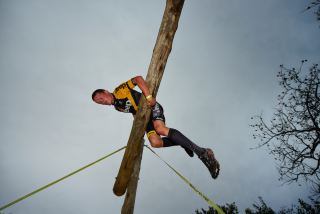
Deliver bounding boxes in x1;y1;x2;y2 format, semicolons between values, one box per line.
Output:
92;89;105;100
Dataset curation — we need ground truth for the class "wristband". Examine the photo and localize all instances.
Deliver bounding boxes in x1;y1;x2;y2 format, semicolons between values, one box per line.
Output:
146;95;153;100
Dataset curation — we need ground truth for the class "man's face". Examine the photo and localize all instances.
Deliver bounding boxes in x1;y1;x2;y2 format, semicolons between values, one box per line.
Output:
93;91;113;105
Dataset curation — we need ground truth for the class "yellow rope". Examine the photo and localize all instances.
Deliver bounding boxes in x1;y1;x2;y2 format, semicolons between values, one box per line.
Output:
145;145;225;214
1;144;225;214
0;146;126;211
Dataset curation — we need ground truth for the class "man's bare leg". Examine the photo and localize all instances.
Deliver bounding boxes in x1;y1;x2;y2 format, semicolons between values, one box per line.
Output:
147;133;163;148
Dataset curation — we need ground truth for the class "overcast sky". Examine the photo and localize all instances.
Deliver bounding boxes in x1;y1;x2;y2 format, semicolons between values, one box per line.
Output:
1;0;319;213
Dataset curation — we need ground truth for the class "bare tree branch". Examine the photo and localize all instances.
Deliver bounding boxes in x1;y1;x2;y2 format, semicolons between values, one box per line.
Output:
251;60;320;194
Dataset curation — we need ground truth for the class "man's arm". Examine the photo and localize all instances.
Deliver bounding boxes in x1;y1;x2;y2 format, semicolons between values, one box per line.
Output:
132;76;156;107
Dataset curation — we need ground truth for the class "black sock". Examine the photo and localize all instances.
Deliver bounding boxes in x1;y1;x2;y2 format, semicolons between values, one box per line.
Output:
168;128;205;157
162;137;194;157
162;137;178;147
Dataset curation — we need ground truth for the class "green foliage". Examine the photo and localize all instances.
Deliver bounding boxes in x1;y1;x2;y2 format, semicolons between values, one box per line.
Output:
245;197;275;214
294;198;320;214
196;202;238;214
196;197;320;214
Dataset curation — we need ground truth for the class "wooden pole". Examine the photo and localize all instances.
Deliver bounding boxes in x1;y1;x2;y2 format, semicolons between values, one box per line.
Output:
121;139;144;214
113;0;185;197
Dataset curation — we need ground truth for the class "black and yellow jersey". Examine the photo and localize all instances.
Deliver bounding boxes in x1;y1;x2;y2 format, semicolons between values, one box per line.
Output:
112;78;166;137
112;78;142;115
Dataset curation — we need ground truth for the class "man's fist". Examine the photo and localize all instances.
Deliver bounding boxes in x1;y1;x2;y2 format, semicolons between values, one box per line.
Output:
146;96;156;107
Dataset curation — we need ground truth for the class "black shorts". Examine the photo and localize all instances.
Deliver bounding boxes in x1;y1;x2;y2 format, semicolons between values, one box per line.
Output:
146;102;165;137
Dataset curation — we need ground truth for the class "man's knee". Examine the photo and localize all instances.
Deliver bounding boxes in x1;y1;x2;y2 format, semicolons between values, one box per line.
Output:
148;135;163;148
154;125;169;136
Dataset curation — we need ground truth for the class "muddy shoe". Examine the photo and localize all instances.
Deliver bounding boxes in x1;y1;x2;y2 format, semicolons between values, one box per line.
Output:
199;148;220;179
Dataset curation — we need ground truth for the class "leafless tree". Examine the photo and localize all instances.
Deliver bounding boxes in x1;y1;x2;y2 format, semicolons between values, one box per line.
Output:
305;0;320;22
251;60;320;192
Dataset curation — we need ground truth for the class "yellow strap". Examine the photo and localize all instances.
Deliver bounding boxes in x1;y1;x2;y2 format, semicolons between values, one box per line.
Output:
0;146;126;211
1;144;225;214
146;130;157;138
145;145;225;214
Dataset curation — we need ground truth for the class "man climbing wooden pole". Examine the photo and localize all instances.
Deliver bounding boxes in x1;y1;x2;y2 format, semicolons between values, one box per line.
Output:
92;0;220;213
113;0;186;197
